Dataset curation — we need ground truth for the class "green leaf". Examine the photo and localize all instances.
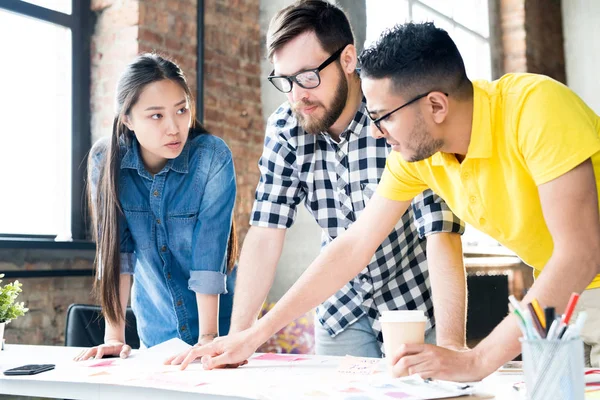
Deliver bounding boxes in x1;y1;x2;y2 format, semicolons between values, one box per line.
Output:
0;275;28;323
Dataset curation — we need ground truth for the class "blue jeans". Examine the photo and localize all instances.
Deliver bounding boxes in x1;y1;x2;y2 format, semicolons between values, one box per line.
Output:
314;313;437;358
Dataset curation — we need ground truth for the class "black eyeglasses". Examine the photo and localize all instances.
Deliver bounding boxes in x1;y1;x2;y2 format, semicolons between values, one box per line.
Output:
267;46;346;93
367;92;449;133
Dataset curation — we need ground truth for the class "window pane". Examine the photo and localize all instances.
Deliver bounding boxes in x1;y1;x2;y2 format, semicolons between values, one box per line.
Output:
411;2;455;33
365;0;409;48
0;9;72;238
452;0;489;38
453;27;492;80
417;0;453;19
20;0;71;15
418;0;489;37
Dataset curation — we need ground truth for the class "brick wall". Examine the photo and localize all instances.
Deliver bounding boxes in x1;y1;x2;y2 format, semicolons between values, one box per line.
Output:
203;0;263;239
0;250;95;345
90;0;140;143
523;0;566;83
138;0;198;94
499;0;566;82
499;0;527;73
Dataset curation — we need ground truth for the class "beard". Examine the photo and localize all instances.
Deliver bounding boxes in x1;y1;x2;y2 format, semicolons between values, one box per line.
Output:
407;111;444;162
292;67;348;134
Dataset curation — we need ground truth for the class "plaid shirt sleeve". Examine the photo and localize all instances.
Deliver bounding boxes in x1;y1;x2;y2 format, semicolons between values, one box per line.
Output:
250;111;305;229
411;189;465;238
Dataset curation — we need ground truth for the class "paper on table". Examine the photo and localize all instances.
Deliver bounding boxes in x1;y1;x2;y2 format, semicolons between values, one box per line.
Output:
127;338;192;364
497;360;523;374
252;353;310;362
259;372;475;400
336;355;379;375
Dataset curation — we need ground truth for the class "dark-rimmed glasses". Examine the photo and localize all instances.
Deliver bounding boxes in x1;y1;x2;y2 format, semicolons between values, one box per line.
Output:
267;46;346;93
367;91;449;133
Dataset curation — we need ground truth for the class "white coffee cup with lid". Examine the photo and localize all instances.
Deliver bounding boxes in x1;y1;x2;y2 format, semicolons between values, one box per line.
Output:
380;310;427;365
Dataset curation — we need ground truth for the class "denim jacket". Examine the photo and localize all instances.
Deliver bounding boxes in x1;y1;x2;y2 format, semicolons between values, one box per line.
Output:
89;133;236;347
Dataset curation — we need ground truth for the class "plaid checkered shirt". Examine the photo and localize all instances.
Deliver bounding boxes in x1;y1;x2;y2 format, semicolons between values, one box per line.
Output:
251;99;465;352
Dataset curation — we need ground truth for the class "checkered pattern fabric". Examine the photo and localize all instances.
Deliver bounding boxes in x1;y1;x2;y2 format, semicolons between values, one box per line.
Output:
251;99;464;351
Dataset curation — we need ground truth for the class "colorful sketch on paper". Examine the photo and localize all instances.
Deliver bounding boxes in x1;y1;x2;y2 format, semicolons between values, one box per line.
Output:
304;390;330;397
88;359;116;368
128;373;209;388
337;356;379;376
252;353;309;362
586;391;600;399
384;392;411;399
340;387;363;393
89;371;111;377
373;384;396;389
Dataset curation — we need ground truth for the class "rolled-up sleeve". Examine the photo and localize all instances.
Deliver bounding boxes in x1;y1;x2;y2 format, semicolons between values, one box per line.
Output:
88;138;136;277
411;189;465;239
188;147;236;294
250;119;305;229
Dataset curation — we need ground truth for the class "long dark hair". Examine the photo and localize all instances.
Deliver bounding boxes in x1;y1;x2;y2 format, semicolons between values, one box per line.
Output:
87;53;238;325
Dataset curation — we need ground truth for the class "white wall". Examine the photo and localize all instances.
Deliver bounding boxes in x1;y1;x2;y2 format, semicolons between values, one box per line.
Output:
562;0;600;113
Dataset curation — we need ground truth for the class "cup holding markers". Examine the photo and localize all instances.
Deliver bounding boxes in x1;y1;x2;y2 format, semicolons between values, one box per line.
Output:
511;293;587;400
379;310;426;370
521;338;585;400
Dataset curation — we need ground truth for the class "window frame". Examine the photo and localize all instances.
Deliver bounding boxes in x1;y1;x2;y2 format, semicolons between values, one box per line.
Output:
0;0;93;250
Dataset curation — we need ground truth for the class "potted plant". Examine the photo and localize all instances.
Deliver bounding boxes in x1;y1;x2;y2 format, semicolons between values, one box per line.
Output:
0;274;28;347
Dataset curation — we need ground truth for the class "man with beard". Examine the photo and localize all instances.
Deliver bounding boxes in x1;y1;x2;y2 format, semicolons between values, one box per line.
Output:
168;0;466;364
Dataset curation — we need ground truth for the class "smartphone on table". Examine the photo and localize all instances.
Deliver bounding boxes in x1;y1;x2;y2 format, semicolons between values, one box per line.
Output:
3;364;55;375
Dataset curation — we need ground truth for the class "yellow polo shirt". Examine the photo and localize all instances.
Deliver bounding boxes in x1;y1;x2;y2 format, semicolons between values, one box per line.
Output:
378;73;600;289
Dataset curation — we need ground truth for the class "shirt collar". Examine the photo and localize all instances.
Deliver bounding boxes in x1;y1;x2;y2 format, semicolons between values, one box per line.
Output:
120;136;190;175
320;97;369;142
345;97;369;137
432;83;492;166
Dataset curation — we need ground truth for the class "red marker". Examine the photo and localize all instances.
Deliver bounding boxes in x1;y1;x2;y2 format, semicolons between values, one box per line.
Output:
561;292;580;325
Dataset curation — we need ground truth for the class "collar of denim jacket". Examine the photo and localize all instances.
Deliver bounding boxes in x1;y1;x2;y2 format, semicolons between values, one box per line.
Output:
120;137;190;176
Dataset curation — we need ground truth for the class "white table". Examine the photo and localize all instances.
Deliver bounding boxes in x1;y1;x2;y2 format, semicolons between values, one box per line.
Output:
0;344;523;399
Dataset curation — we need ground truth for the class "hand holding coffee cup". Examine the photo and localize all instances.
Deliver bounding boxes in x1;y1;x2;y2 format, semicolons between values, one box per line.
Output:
380;310;427;370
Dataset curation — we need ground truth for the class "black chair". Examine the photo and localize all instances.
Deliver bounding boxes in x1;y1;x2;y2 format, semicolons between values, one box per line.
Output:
64;304;140;349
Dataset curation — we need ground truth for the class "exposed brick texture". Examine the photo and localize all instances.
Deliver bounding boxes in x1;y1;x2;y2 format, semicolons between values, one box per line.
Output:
499;0;566;82
138;0;198;93
203;0;264;240
523;0;566;83
0;250;95;345
90;0;140;143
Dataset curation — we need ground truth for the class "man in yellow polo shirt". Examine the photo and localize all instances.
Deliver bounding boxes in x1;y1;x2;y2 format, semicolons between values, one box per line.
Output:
357;22;600;379
170;22;600;381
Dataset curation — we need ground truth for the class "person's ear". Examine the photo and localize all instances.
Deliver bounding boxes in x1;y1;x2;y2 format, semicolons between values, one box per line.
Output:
340;44;358;75
427;92;449;124
123;115;134;132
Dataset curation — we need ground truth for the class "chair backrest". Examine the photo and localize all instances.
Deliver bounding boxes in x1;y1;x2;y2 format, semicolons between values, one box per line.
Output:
64;304;140;349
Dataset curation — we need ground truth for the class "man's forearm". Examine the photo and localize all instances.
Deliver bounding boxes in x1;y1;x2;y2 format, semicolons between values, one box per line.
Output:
229;227;286;333
254;195;412;343
473;250;600;377
426;233;467;348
